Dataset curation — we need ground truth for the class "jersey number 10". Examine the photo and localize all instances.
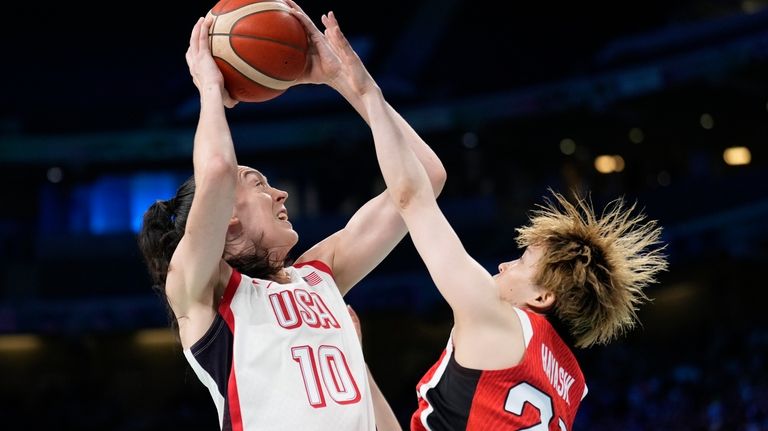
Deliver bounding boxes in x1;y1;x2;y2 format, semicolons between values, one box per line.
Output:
292;345;361;408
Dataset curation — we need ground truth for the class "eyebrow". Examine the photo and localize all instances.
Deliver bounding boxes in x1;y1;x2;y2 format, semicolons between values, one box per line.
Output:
243;171;264;182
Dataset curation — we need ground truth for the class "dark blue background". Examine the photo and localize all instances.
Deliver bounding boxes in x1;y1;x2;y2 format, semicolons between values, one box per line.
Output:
1;0;767;429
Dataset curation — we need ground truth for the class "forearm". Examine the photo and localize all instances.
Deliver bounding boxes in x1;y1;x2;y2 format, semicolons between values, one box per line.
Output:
393;104;445;196
362;89;433;208
193;83;238;178
367;365;402;431
334;83;372;125
338;83;446;196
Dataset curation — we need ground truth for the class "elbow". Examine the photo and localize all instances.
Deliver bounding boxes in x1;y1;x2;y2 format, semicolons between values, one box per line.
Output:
390;180;424;211
429;162;447;197
419;150;447;197
201;155;238;186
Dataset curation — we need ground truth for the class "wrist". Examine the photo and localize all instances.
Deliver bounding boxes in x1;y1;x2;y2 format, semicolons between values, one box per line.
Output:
358;85;384;106
201;81;224;91
199;82;226;100
332;76;380;99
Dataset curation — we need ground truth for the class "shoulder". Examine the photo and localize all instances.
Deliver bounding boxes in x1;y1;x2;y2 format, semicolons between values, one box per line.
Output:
293;259;335;278
166;260;232;312
452;304;530;369
291;260;338;292
173;262;235;350
295;230;340;272
510;307;536;347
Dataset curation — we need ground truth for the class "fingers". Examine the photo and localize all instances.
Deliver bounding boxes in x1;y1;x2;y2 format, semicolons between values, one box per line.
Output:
222;88;239;108
186;17;204;69
189;17;203;53
326;10;339;29
322;26;342;58
326;16;355;59
292;10;321;35
323;12;345;46
199;16;213;54
284;0;308;17
285;0;322;35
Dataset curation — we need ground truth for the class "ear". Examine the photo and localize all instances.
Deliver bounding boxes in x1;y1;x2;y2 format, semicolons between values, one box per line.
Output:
526;289;555;313
226;216;242;241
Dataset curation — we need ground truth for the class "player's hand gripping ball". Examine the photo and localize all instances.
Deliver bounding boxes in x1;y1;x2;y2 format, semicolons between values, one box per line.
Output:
206;0;309;102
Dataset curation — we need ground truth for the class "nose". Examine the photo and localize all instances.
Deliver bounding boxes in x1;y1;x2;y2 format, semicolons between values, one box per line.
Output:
272;187;288;202
498;260;518;273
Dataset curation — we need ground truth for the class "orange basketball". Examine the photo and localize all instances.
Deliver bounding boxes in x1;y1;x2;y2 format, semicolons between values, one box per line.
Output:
206;0;309;102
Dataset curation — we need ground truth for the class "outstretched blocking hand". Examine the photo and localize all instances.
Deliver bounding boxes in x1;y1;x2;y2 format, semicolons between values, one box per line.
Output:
321;11;378;97
185;17;238;108
286;1;377;96
285;0;341;86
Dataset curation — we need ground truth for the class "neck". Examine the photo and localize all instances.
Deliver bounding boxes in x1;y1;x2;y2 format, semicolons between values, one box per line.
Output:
272;267;291;284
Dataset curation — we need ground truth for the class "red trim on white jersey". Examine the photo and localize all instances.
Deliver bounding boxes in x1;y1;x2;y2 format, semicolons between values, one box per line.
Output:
185;264;374;430
218;270;244;431
295;260;334;278
219;269;242;316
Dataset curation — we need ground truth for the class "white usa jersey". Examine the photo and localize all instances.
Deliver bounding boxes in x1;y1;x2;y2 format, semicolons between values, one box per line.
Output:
183;260;375;431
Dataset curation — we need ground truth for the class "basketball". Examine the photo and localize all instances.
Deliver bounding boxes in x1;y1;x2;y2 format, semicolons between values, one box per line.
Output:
206;0;309;102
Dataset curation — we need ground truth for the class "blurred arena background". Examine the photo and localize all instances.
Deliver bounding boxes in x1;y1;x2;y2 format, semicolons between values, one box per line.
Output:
2;0;768;429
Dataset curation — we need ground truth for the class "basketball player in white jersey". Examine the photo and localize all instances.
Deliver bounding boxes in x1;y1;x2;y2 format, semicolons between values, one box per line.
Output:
321;10;669;430
138;10;441;431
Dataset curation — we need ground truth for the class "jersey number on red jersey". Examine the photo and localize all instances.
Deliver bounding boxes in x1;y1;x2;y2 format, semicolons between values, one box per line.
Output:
505;382;567;431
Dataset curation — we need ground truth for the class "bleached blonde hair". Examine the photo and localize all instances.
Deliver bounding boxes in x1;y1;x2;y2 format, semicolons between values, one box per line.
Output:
516;191;668;348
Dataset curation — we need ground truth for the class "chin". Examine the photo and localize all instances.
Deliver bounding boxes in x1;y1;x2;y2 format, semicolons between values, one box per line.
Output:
288;233;299;249
287;228;299;243
279;231;300;255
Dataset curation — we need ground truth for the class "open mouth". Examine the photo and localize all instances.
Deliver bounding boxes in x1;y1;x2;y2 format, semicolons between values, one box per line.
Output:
276;210;289;221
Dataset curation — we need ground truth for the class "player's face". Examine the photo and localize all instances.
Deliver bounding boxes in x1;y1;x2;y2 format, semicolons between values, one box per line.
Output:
232;166;298;258
494;245;545;307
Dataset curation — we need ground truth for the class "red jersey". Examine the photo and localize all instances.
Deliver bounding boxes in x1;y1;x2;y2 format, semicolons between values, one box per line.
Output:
411;308;587;431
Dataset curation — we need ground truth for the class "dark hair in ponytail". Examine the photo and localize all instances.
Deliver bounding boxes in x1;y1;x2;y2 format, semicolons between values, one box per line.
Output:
137;175;287;320
138;177;196;296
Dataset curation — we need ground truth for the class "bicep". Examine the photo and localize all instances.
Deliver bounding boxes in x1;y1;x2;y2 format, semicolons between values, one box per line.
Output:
298;192;407;294
167;173;235;309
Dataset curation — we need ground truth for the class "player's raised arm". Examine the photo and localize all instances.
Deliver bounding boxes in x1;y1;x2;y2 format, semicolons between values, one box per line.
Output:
286;5;447;293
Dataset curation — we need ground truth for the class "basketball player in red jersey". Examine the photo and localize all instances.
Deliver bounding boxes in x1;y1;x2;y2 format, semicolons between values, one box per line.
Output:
318;12;669;430
138;9;441;431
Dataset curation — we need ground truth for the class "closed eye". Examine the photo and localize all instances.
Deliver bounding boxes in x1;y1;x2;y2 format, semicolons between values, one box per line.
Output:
249;176;264;188
243;170;266;188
